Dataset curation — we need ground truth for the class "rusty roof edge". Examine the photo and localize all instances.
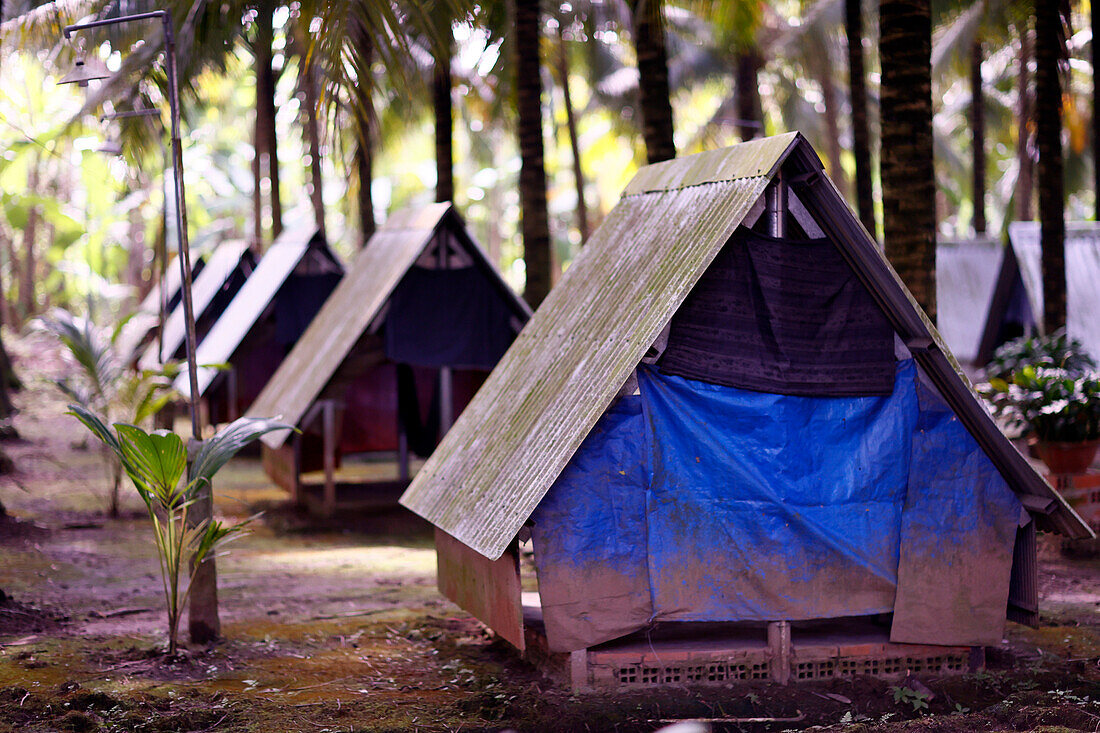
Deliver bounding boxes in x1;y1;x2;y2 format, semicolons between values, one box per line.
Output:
622;132;801;197
786;140;1094;541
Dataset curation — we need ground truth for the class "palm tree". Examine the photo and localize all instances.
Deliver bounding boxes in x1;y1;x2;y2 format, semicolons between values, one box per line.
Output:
515;0;551;306
251;0;284;248
1034;0;1066;331
880;0;936;319
846;0;876;236
630;0;676;162
970;37;986;234
555;11;589;242
0;0;20;434
1015;23;1034;221
1094;0;1099;223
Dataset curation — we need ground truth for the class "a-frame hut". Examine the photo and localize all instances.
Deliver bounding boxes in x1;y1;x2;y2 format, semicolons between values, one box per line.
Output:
174;222;343;426
935;236;1001;367
138;240;255;370
977;222;1100;363
400;134;1093;691
248;203;530;515
116;254;207;363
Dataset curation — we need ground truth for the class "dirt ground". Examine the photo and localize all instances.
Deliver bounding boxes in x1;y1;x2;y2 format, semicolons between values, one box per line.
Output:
1;332;1099;733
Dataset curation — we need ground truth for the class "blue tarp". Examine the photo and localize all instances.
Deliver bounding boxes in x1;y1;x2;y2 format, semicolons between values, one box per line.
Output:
530;360;1022;652
891;379;1021;645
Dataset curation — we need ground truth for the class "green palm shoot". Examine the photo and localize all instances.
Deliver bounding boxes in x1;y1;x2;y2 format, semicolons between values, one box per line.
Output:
68;404;291;655
40;308;176;517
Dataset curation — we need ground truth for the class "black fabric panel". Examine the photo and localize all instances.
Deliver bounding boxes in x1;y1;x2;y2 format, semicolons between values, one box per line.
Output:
384;265;515;369
274;272;342;347
658;227;896;396
396;363;440;457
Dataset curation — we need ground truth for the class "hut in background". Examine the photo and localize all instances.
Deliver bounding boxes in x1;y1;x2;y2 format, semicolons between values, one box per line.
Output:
248;203;530;516
935;236;1001;367
977;222;1100;363
116;254;207;364
138;241;255;370
174;222;343;426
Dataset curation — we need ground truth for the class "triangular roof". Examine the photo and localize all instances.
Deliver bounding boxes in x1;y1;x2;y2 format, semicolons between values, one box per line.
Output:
936;237;1001;364
1007;221;1100;358
116;254;206;362
174;222;341;399
400;133;1092;560
137;240;253;370
248;202;531;449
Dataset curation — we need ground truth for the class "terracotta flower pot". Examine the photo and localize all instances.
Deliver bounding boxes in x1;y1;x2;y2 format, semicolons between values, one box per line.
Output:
1033;438;1100;475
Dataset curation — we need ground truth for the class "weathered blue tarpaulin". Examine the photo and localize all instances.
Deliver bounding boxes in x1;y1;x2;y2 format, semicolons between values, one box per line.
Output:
531;360;1022;652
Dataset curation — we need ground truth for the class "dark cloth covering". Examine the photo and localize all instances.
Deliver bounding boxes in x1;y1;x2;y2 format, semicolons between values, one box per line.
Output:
659;227;896;396
397;363;440;457
274;272;342;348
385;265;515;369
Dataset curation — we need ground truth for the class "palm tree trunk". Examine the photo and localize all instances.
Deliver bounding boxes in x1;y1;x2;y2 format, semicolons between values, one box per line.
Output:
1035;0;1066;331
251;126;263;251
298;32;326;238
556;23;589;243
818;54;848;199
631;0;676;163
971;39;986;235
1093;2;1099;222
847;0;877;237
515;0;553;307
255;0;283;245
1016;24;1035;221
20;160;39;322
355;134;375;247
880;0;936;320
735;50;763;141
351;20;376;247
434;51;454;204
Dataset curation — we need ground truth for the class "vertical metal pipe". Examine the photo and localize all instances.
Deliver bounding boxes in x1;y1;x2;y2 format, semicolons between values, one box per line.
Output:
158;140;169;365
766;171;787;239
162;14;202;440
322;400;336;516
438;230;453;434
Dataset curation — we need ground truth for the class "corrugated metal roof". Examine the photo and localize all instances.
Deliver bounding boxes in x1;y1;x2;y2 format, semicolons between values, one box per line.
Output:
936;237;1002;363
1008;222;1100;360
400;133;1092;559
174;222;325;399
623;132;798;195
247;202;454;448
400;138;802;560
137;241;251;371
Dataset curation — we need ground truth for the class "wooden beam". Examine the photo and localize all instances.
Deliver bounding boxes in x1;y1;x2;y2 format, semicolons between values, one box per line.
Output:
439;366;454;434
435;528;524;650
768;620;791;684
321;400;337;516
226;367;239;421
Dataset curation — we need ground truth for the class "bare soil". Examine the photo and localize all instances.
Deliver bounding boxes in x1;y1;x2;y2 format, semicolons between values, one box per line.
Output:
0;333;1098;732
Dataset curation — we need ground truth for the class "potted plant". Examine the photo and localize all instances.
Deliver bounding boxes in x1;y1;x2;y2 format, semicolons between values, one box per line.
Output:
984;329;1097;383
981;365;1100;474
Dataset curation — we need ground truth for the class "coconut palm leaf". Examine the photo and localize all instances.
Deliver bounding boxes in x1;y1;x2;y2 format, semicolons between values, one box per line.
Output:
189;415;293;488
114;423;187;507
